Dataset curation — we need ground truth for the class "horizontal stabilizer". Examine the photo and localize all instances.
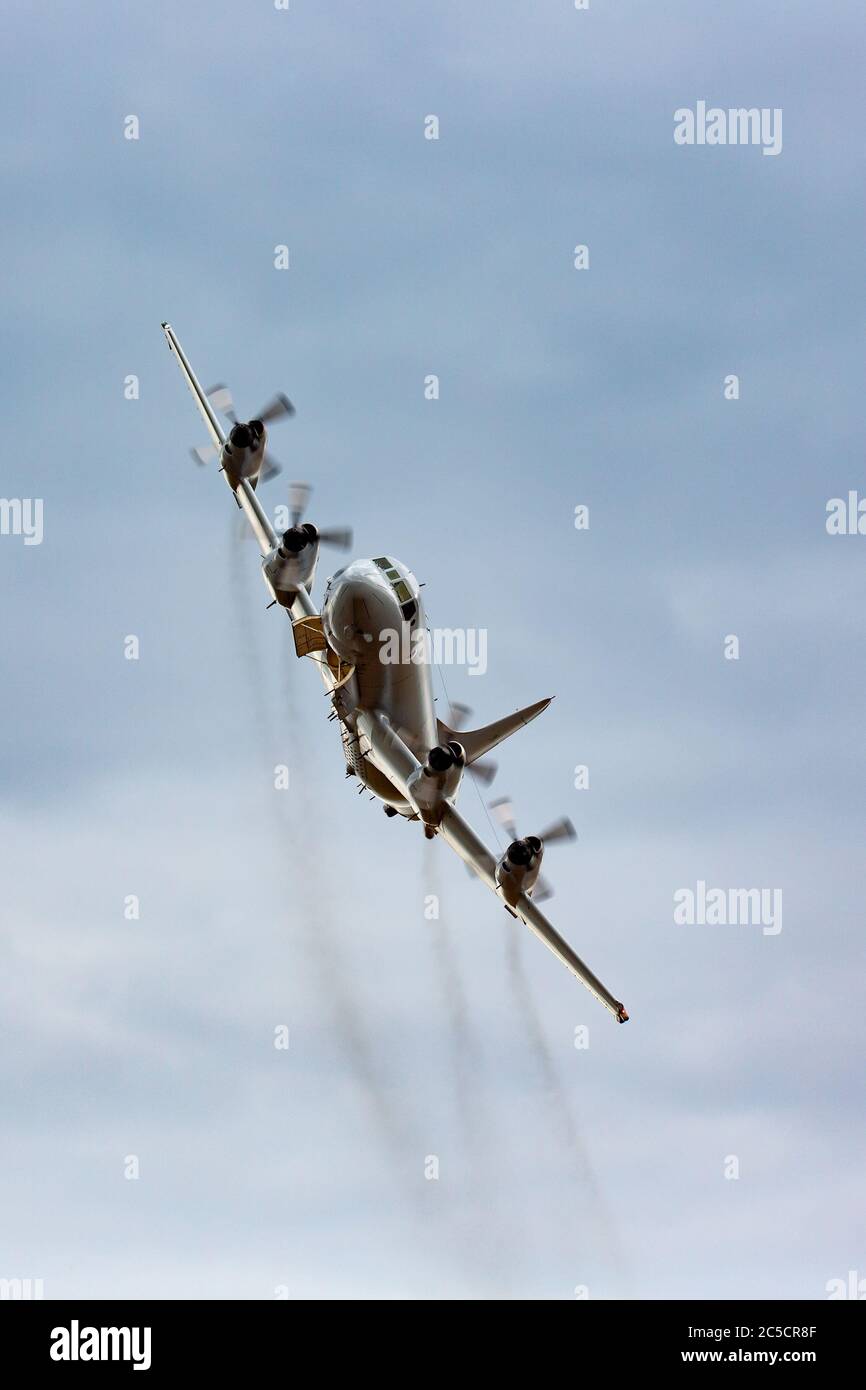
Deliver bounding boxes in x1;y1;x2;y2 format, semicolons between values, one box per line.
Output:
437;697;552;765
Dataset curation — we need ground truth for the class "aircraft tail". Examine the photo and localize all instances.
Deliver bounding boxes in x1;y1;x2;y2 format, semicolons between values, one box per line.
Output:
437;697;552;765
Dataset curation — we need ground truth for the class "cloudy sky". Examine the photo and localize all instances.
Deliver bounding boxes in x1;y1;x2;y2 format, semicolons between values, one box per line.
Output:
1;0;863;1299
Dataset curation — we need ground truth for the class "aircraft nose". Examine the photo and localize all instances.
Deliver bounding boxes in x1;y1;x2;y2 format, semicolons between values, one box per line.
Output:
324;575;399;662
324;580;375;660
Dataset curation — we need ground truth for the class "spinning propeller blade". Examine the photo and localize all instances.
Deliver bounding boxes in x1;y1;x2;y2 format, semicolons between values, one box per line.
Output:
537;816;577;846
287;482;352;550
490;796;518;843
288;481;313;527
317;527;353;551
261;452;282;483
467;758;498;786
255;392;295;424
489;799;576;902
446;702;472;732
206;383;235;421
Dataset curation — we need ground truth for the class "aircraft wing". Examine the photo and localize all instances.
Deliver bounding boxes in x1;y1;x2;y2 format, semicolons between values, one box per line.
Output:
162;322;225;450
439;802;629;1023
161;322;328;644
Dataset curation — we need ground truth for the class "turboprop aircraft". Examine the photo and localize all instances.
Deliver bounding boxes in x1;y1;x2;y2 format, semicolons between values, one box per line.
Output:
161;324;629;1023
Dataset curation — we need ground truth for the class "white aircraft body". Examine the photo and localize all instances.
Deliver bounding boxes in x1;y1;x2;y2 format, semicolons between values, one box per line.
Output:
162;324;629;1024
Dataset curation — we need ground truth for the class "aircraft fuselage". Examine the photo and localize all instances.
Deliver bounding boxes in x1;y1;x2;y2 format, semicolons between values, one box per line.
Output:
322;556;448;818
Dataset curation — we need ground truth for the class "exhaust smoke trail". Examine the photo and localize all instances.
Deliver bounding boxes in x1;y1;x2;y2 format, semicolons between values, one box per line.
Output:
504;918;629;1286
422;844;486;1158
424;843;540;1296
228;531;419;1178
229;537;619;1289
277;641;419;1168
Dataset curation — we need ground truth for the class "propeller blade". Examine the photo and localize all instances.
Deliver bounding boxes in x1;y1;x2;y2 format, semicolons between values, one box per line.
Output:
190;444;217;466
532;874;555;904
256;392;295;425
467;758;497;787
446;702;472;731
206;384;235;420
538;816;576;846
490;796;518;844
261;452;282;483
288;481;312;527
317;527;353;551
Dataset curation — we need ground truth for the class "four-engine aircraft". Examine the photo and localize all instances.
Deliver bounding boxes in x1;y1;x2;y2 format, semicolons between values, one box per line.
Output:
162;323;629;1023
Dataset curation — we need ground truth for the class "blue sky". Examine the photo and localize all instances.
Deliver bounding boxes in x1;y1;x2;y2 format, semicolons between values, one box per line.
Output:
1;0;863;1298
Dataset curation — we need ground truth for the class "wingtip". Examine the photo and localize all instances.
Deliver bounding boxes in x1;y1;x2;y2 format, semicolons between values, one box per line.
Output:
526;696;554;718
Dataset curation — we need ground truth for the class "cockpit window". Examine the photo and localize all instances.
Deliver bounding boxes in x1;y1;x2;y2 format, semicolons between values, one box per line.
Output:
372;556;416;618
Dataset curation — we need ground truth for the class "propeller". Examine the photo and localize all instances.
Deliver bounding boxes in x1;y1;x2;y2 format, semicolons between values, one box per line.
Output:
255;392;295;425
445;702;472;731
537;815;577;845
530;877;555;904
282;482;353;553
443;703;497;786
466;758;497;786
190;383;295;482
206;384;236;421
206;384;295;429
490;797;519;843
489;797;576;902
288;481;312;527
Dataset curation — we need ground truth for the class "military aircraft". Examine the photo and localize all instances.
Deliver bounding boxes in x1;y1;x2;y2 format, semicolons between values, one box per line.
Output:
161;323;629;1024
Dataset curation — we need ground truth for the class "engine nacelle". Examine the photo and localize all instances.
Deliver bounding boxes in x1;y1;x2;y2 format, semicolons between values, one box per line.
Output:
221;419;267;487
495;835;543;907
262;524;319;605
408;741;465;823
423;741;459;775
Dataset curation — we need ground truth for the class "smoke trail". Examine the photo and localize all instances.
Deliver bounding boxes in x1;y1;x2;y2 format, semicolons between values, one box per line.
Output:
231;537;605;1287
228;528;419;1173
277;639;419;1165
422;844;486;1158
504;918;629;1285
425;843;548;1296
